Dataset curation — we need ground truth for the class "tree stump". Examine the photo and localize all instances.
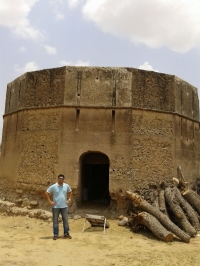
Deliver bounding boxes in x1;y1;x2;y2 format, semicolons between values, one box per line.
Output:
126;191;190;243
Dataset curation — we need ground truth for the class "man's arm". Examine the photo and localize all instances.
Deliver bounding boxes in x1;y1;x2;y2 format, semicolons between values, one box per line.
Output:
45;191;56;206
67;191;72;204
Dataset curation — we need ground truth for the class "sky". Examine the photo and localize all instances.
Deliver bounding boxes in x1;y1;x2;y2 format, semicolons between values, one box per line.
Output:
1;0;200;141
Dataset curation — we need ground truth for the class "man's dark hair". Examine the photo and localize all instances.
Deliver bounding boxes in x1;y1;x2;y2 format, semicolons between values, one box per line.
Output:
58;174;65;179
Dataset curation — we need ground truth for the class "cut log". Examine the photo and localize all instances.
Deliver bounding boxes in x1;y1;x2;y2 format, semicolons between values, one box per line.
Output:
152;197;159;209
158;190;168;216
177;166;185;182
134;212;173;242
173;187;199;230
151;192;159;210
160;181;169;190
175;167;189;190
164;188;197;237
182;190;200;215
126;191;190;243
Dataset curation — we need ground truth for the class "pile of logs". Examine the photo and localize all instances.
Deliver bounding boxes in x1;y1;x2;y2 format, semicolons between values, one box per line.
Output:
126;175;200;243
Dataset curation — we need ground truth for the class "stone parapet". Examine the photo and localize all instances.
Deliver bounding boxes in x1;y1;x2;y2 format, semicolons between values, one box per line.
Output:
4;67;199;122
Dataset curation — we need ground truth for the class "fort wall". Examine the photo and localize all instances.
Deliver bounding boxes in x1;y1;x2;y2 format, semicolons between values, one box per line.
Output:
0;67;199;213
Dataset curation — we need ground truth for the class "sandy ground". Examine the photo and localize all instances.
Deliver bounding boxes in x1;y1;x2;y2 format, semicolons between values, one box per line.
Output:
0;213;200;266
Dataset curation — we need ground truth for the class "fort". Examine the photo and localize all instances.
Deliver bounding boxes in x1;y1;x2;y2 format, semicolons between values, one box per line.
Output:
0;66;199;214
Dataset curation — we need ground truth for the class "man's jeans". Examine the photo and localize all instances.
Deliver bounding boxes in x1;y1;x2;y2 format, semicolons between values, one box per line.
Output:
52;207;69;236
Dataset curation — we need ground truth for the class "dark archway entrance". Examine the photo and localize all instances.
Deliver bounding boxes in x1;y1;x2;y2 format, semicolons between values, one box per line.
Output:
80;152;110;206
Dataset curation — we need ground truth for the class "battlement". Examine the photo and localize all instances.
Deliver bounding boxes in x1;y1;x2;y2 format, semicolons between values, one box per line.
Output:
5;66;199;121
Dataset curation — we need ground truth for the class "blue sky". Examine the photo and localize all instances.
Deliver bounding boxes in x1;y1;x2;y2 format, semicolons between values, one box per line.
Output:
1;0;200;140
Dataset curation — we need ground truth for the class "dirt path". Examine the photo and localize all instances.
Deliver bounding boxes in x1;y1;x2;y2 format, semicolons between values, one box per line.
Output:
0;213;200;266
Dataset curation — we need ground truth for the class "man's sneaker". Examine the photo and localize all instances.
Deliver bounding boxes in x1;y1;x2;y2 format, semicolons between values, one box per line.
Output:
64;234;72;239
53;236;58;240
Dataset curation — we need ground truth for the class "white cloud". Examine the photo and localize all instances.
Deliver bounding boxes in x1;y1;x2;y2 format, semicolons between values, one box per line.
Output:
50;0;65;20
50;0;82;19
44;45;57;55
59;59;90;66
138;62;158;72
14;61;39;75
59;60;71;66
75;60;90;66
19;46;26;53
82;0;200;53
67;0;81;8
0;0;44;40
55;12;65;20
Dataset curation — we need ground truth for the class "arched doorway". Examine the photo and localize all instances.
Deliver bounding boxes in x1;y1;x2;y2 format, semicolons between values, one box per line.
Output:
80;152;110;206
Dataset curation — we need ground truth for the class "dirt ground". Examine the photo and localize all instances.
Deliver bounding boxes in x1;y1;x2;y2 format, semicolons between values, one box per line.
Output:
0;213;200;266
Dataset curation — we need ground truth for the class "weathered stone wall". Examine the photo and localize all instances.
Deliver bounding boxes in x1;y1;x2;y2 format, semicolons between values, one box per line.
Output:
0;66;199;213
5;68;65;114
130;111;173;186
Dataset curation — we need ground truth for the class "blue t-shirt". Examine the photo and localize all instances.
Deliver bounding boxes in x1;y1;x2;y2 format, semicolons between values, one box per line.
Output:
47;183;72;208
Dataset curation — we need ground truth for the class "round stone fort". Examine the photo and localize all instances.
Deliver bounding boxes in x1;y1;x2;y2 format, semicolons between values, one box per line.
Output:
0;66;199;212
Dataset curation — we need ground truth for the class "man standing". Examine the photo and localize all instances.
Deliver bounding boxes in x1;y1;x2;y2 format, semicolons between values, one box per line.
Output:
45;174;72;240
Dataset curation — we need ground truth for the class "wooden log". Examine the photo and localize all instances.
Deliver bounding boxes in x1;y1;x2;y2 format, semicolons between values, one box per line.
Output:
160;181;169;190
173;187;199;230
152;196;159;209
135;212;173;242
176;167;189;190
182;190;200;215
126;191;190;243
164;187;183;218
164;188;196;237
158;190;168;216
151;192;159;210
177;166;185;181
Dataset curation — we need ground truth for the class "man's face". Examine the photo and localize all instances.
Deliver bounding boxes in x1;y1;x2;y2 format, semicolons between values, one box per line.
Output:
58;176;64;185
